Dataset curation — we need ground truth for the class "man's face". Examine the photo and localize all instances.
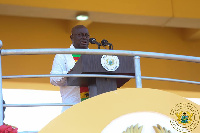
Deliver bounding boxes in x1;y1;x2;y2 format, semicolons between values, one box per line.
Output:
71;27;89;49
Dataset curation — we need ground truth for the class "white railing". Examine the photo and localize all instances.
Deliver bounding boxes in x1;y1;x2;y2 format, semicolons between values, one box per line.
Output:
1;41;200;125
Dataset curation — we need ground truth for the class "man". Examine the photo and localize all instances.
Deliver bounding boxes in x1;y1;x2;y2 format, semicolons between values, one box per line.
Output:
50;25;90;112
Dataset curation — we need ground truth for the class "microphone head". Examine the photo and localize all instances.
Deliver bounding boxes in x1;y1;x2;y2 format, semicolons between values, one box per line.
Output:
101;39;108;46
89;38;96;44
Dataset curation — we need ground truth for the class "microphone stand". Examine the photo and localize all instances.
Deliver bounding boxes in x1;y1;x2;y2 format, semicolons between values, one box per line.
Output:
94;42;101;49
98;44;101;49
108;43;113;50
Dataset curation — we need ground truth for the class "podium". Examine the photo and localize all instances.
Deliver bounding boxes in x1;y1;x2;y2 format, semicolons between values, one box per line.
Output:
67;55;135;97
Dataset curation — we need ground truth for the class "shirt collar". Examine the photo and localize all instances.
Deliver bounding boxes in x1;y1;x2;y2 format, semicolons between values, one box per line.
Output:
70;44;89;49
70;44;75;49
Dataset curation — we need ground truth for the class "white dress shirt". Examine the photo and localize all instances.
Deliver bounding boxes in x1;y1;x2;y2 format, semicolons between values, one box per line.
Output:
50;44;81;112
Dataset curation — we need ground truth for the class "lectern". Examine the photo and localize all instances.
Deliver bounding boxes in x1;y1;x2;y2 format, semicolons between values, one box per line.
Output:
67;55;135;97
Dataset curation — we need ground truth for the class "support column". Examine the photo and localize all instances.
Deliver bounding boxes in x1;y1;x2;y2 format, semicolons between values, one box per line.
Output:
134;56;142;88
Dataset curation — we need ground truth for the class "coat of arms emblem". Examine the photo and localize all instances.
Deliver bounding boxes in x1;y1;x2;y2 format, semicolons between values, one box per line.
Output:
170;103;200;132
176;111;193;125
101;55;119;71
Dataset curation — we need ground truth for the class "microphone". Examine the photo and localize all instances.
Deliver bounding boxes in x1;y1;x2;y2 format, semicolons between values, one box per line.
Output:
89;38;101;46
101;39;109;46
101;39;113;50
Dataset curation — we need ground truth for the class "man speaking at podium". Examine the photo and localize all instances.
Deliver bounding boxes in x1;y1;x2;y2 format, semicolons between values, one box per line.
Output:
50;25;90;112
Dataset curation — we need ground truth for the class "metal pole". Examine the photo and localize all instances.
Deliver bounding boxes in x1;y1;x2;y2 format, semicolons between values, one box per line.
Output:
2;49;200;63
141;76;200;84
0;40;3;125
4;103;75;107
3;74;135;79
134;56;142;88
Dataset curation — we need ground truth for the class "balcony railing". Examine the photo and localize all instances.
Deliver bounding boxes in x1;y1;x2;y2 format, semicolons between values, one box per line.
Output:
1;40;200;126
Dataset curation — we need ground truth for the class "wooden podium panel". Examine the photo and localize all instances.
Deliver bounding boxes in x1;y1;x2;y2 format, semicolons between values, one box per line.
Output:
67;55;135;97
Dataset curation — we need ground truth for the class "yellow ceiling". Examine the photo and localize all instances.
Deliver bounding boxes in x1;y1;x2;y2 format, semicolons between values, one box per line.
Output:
0;0;200;28
1;0;200;39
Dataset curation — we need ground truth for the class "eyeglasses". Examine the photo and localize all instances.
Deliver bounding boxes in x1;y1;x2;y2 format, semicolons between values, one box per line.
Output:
72;33;90;38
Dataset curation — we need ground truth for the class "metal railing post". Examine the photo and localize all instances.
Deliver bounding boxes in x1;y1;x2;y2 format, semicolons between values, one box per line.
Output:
134;56;142;88
0;40;3;125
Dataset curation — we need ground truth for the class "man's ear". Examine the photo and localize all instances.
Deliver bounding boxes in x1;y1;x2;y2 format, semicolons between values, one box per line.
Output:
70;35;73;40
